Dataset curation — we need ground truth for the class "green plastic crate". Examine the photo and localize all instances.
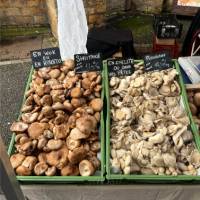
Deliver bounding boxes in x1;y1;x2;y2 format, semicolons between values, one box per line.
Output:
105;59;200;183
8;67;105;183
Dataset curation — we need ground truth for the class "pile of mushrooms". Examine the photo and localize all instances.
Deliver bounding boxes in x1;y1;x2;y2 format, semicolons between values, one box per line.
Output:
109;64;200;175
10;59;103;176
187;90;200;128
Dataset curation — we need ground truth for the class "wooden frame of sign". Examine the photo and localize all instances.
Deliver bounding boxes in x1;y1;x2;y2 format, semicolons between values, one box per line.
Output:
173;0;199;16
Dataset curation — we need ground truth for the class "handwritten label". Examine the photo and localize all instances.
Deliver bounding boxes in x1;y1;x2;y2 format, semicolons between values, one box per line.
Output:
31;47;62;69
144;52;172;72
107;58;134;77
74;53;102;73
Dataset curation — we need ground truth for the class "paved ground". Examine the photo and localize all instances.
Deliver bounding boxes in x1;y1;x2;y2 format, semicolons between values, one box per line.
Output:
0;61;31;147
0;34;57;61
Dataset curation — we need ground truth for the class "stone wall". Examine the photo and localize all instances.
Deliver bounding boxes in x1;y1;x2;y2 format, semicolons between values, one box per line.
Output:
83;0;106;28
0;0;48;25
0;0;165;28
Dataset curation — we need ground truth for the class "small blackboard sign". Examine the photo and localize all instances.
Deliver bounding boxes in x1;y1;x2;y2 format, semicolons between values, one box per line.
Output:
144;52;172;72
30;47;62;69
107;58;134;77
74;53;102;73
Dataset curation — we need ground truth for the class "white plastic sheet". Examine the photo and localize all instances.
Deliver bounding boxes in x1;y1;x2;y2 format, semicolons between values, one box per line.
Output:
57;0;88;60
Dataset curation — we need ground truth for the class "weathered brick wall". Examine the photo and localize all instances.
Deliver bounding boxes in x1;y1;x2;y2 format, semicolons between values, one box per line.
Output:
133;0;164;13
0;0;48;25
83;0;106;28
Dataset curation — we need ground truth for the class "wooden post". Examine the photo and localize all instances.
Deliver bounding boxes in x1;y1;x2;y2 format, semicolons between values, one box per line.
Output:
46;0;58;39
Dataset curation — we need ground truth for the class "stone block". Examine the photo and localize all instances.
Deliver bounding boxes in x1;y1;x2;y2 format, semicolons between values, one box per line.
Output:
21;7;47;16
9;0;27;7
5;8;21;16
27;0;40;7
34;15;48;24
14;16;33;25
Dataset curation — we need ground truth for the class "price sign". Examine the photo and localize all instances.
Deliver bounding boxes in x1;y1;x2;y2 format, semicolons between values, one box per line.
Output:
144;52;172;72
31;47;62;69
74;53;102;73
107;58;134;77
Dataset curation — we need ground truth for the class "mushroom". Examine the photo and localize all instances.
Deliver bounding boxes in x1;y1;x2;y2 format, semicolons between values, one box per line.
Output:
28;122;46;139
21;112;39;124
89;98;103;112
79;160;95;176
10;122;28;132
68;147;87;164
46;139;63;150
21;156;37;170
69;128;89;140
34;162;48;175
53;124;69;139
45;166;56;176
66;137;81;150
16;165;32;176
70;87;82;98
61;164;79;176
194;93;200;107
10;153;25;169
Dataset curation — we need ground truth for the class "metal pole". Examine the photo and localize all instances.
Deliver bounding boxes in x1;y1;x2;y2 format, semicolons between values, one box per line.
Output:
0;135;26;200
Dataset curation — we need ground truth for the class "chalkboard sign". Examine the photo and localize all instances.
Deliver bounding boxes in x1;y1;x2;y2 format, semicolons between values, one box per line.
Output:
74;53;102;73
30;47;62;69
144;52;172;72
107;58;134;77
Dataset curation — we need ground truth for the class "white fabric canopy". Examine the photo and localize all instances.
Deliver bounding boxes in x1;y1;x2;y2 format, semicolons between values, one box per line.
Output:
57;0;88;60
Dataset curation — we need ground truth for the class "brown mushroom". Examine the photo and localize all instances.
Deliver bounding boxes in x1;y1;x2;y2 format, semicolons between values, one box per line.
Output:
21;105;33;113
40;95;53;106
66;137;81;150
63;100;74;112
90;141;101;152
34;162;48;175
69;128;89;140
87;156;101;170
61;164;79;176
16;165;32;176
52;102;65;110
89;98;103;112
10;122;28;132
82;78;91;89
87;72;98;81
194;92;200;107
37;136;48;150
68;147;87;164
43;129;54;139
41;106;54;118
21;112;39;124
94;112;101;122
21;156;37;171
63;59;74;69
46;139;63;150
49;69;61;79
76;115;96;134
53;124;70;139
38;153;47;163
79;160;95;176
45;166;56;176
28;122;46;139
10;153;25;169
71;98;86;108
70;87;82;98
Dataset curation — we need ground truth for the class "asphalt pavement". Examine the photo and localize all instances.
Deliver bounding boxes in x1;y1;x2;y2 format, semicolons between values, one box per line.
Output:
0;61;31;147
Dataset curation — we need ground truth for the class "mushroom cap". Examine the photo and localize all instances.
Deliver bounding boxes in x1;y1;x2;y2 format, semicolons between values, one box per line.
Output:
61;164;79;176
34;162;48;175
66;137;81;150
194;92;200;107
63;59;75;69
49;69;61;79
21;112;39;124
21;156;37;171
45;166;57;176
90;141;101;152
10;153;25;169
89;98;103;112
70;87;82;98
10;121;28;132
47;139;63;150
71;98;86;108
79;160;95;176
76;115;97;134
38;153;47;163
87;156;100;170
16;165;32;176
68;147;87;164
69;127;89;140
28;122;46;139
82;78;91;89
53;124;70;139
